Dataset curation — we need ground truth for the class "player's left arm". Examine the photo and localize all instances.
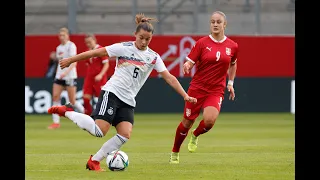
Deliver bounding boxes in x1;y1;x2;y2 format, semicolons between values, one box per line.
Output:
227;43;238;100
99;58;110;76
155;55;197;104
95;58;110;81
63;43;78;75
228;43;238;83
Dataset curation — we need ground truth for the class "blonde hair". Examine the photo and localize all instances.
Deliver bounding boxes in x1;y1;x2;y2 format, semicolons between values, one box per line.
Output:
212;11;227;21
59;27;69;34
135;13;158;34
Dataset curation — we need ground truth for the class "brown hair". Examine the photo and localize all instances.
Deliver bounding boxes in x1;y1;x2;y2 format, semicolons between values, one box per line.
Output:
59;27;69;34
85;33;97;41
135;13;158;34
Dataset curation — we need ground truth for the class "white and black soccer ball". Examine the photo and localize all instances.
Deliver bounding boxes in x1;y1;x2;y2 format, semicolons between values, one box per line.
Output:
106;150;129;171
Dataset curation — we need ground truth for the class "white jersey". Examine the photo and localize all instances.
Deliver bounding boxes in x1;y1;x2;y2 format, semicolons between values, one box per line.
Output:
103;41;167;107
55;41;78;80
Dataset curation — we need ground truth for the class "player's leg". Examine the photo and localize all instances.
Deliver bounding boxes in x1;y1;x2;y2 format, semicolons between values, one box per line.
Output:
188;95;223;152
91;106;133;163
83;77;94;115
83;94;93;115
48;90;115;138
87;94;131;171
85;119;112;171
170;90;204;164
48;79;64;129
89;79;104;115
66;79;84;113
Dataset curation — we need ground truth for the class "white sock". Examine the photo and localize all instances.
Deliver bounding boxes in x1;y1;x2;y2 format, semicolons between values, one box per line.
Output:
92;134;128;162
73;102;85;113
52;101;60;123
65;111;103;137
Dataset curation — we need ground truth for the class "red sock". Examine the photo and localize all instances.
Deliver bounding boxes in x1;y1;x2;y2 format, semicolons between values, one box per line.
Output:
172;122;190;152
193;120;214;137
83;98;92;115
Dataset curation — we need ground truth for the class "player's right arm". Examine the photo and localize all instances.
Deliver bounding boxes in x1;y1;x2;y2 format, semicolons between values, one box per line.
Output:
183;40;202;74
60;43;123;69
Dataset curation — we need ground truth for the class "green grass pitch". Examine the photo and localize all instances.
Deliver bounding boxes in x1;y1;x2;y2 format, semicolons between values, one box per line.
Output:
26;113;294;180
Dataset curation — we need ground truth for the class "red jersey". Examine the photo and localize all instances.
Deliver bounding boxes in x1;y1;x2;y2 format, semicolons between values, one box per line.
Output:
86;44;109;77
186;35;238;95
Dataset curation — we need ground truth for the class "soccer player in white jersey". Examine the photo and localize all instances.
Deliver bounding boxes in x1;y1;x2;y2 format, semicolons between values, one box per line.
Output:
47;13;197;171
48;27;84;129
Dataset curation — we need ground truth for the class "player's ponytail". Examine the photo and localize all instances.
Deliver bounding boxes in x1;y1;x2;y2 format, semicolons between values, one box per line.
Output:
135;13;158;34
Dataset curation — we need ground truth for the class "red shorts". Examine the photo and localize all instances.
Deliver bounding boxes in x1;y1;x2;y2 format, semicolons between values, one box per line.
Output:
83;76;107;97
183;88;224;120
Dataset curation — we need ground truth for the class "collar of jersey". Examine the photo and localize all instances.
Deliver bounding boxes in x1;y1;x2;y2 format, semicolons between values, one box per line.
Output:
133;41;149;52
209;35;227;43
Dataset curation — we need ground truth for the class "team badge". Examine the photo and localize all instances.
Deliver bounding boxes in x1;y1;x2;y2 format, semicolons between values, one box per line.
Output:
107;107;114;115
186;108;191;117
226;47;231;55
146;57;151;63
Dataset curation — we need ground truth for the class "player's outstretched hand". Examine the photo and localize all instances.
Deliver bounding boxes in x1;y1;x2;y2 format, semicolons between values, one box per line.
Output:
227;85;235;101
60;58;72;69
184;95;197;104
183;61;193;74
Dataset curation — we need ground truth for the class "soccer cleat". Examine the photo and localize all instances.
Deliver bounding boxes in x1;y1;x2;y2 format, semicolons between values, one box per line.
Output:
188;130;199;153
47;123;60;129
86;155;105;171
47;102;74;117
169;152;179;164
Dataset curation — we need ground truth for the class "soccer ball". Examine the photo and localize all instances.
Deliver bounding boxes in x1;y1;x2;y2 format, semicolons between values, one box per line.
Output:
106;150;129;171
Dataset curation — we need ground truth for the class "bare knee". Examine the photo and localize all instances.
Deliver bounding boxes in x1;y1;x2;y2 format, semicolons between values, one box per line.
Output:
118;132;131;139
203;106;219;127
52;84;63;102
66;87;76;104
181;118;195;129
52;90;61;102
95;120;111;136
83;94;92;100
52;94;60;102
117;128;132;139
116;122;132;139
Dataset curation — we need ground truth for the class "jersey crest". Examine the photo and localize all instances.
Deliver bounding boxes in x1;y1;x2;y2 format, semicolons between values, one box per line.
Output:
226;47;231;55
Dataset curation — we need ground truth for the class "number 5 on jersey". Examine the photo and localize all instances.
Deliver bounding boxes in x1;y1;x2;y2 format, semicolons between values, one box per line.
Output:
133;67;139;78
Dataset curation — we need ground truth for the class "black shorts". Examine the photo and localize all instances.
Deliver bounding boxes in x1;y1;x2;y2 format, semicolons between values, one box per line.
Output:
53;78;77;87
91;90;134;127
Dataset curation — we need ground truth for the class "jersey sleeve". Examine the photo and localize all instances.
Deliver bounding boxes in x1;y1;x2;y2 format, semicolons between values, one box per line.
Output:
68;43;77;57
105;43;124;58
99;47;109;64
186;40;202;64
101;57;109;64
231;43;239;65
154;54;167;73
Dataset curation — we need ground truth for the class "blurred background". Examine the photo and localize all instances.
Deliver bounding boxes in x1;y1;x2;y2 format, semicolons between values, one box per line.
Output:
25;0;295;35
25;0;295;114
25;1;295;179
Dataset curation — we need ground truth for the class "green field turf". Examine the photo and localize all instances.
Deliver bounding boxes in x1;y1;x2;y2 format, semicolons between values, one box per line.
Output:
26;113;294;180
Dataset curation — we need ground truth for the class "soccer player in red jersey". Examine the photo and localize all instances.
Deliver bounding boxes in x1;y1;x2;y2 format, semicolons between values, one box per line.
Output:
83;34;109;115
169;11;238;164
